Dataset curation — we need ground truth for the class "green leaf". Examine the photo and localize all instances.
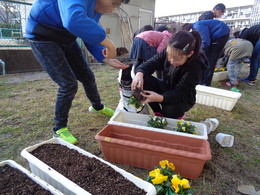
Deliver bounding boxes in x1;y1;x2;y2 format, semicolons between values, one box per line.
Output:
127;96;142;108
166;187;178;195
155;185;164;194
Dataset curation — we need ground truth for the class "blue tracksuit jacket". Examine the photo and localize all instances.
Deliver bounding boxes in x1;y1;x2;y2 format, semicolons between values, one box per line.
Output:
192;19;230;50
26;0;106;62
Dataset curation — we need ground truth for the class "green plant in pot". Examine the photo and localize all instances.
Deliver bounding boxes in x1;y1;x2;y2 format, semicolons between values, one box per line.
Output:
127;87;144;109
147;116;168;129
174;120;198;135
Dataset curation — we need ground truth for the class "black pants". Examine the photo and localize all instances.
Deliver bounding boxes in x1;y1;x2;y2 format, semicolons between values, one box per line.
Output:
143;75;185;119
201;35;229;86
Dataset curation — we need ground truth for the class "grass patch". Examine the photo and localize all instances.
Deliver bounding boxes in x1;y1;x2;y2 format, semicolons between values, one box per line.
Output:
0;65;259;194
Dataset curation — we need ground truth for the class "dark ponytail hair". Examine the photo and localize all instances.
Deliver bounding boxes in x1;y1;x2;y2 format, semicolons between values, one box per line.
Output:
167;30;202;62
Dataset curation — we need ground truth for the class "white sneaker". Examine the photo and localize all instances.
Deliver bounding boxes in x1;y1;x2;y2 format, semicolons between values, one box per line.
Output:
202;118;219;134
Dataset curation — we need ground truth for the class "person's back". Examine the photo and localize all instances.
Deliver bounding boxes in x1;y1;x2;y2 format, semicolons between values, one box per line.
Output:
193;19;230;50
239;25;260;47
224;39;253;61
135;30;172;52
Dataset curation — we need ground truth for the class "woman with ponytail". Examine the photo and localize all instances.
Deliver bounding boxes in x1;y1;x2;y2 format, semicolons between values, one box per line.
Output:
131;30;208;119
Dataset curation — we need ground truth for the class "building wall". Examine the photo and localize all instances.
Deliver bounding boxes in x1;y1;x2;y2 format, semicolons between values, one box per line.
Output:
156;5;254;32
100;0;155;52
251;0;260;25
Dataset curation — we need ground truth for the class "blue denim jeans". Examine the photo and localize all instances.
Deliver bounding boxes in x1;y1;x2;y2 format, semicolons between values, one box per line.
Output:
246;38;260;81
227;58;245;85
30;40;103;131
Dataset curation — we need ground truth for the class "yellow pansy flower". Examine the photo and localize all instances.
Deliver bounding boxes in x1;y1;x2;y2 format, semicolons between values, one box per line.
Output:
171;175;181;193
159;160;169;168
149;168;162;178
168;162;175;171
151;175;168;184
181;178;191;189
182;127;186;131
149;168;168;184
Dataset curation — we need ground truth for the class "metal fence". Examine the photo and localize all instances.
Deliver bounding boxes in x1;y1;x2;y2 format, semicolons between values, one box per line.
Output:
0;0;31;47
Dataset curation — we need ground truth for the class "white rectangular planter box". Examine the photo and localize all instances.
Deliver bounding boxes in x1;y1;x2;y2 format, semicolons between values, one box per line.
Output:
212;71;229;82
195;85;242;111
21;138;156;195
109;111;208;140
0;160;63;195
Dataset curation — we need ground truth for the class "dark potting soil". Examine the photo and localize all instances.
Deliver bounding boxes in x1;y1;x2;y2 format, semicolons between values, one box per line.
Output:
132;87;145;101
30;144;146;195
0;164;53;195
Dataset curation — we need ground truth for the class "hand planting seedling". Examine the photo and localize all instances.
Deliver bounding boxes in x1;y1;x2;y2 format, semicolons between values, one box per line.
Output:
127;87;145;109
147;116;168;129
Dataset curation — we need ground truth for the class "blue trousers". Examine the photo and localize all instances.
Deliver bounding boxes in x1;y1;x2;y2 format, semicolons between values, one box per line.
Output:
227;58;245;85
30;40;103;131
246;38;260;81
201;35;229;86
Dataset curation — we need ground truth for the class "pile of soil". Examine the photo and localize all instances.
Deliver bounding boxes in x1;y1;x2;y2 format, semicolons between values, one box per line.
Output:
31;144;146;195
132;87;145;101
0;165;52;195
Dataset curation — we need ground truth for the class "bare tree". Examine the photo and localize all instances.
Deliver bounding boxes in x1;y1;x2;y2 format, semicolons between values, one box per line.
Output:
0;1;20;24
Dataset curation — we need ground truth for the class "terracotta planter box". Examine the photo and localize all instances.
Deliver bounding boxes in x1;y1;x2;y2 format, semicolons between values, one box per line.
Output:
212;71;229;82
109;112;208;140
0;160;63;195
21;138;156;195
196;85;242;111
95;124;212;179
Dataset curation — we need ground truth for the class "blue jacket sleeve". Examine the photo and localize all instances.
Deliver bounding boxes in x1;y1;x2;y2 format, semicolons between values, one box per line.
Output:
58;0;106;61
85;42;105;62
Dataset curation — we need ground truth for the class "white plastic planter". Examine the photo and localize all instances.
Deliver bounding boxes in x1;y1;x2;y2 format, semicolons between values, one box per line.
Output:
212;71;229;82
0;160;63;195
195;85;242;111
109;111;208;140
21;138;156;195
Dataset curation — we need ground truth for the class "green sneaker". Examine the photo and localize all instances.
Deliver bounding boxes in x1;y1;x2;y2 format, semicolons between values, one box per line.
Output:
54;127;78;144
88;106;114;117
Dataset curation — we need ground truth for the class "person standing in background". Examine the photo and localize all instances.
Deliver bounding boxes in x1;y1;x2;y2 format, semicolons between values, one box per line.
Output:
26;0;130;144
198;3;226;21
238;24;260;85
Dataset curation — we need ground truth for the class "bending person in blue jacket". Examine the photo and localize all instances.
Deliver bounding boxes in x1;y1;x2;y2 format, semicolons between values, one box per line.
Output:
26;0;130;144
193;19;230;86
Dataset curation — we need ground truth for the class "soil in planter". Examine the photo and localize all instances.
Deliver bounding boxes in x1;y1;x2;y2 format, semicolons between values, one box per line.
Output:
30;144;146;195
0;165;53;195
